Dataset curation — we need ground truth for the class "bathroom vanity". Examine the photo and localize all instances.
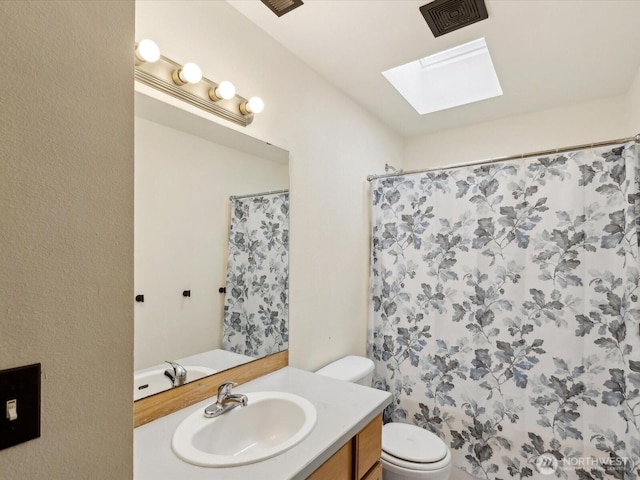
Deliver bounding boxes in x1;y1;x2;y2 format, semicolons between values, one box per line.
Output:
308;414;383;480
134;367;391;479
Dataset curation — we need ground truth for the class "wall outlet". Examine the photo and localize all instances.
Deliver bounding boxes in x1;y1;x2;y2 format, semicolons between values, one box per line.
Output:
0;363;41;450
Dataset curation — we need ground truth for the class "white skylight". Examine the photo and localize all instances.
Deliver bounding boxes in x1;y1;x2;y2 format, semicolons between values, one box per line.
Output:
382;38;502;115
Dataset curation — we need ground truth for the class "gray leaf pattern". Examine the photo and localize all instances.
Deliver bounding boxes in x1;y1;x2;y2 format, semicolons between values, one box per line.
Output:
222;193;289;357
368;143;640;479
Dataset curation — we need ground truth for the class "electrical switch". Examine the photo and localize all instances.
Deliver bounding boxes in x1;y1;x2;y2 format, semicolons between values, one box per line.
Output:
0;363;40;450
6;399;17;421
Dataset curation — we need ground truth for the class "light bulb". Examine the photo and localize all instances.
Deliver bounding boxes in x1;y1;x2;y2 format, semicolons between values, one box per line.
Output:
209;81;236;101
217;81;236;100
173;62;202;85
135;39;160;64
180;63;202;84
241;96;265;115
248;96;265;113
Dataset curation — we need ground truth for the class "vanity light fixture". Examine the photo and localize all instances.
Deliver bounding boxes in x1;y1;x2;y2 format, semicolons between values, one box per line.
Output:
135;39;160;65
209;81;236;101
134;39;263;127
172;62;203;85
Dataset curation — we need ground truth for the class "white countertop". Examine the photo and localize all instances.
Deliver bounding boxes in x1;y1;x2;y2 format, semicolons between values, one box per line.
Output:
134;366;392;480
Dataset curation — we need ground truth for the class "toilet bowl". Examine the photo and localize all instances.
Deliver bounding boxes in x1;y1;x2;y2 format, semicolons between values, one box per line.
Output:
315;356;452;480
381;422;452;480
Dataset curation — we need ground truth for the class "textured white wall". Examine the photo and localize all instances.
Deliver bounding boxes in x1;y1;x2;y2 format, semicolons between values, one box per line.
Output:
134;117;288;370
0;1;133;479
135;1;404;371
405;94;633;170
628;67;640;133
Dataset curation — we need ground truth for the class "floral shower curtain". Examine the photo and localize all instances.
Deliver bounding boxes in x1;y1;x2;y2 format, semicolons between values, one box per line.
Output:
222;192;289;357
368;142;639;479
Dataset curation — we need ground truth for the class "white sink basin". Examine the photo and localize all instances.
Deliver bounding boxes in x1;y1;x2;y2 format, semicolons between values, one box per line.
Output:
172;391;317;467
134;365;216;401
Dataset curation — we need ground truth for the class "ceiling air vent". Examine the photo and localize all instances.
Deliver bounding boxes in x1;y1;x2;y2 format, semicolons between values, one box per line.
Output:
260;0;304;17
419;0;488;37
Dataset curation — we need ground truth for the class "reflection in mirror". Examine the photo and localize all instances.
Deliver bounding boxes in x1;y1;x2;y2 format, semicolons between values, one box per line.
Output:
134;90;289;401
222;191;289;356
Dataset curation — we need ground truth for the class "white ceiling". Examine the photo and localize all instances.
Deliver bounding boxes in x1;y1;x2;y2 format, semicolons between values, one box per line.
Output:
228;0;640;138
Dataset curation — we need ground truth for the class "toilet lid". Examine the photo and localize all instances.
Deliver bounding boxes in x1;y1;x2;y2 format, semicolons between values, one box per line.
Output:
382;423;447;463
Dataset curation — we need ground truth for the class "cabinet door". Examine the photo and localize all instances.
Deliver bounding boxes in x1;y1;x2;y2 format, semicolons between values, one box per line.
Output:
362;462;383;480
355;415;382;479
307;441;353;480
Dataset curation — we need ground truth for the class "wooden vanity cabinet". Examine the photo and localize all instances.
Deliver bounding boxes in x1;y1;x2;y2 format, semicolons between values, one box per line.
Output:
361;462;383;480
308;415;382;480
307;442;353;480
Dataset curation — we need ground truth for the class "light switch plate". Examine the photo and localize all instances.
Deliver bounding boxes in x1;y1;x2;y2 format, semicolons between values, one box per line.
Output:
0;363;41;450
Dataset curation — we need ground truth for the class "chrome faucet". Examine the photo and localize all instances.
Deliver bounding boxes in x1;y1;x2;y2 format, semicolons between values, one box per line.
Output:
204;381;248;418
164;361;187;387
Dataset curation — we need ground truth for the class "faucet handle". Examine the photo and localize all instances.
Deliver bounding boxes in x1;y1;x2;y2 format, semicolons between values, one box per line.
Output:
164;361;187;386
166;361;185;375
217;381;237;401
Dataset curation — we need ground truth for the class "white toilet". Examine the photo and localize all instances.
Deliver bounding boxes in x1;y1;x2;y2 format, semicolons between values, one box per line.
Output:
316;356;453;480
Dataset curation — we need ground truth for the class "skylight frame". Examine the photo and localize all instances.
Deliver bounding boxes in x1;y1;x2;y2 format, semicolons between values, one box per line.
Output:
382;38;503;115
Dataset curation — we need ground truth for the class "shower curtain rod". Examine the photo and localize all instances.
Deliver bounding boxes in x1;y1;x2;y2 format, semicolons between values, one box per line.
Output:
229;188;289;200
366;133;640;182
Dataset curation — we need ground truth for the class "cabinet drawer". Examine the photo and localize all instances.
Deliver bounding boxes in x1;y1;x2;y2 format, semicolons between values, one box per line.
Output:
355;415;382;479
307;441;353;480
362;461;383;480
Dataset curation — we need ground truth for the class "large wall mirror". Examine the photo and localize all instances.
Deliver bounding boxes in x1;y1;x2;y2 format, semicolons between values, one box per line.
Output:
134;90;289;401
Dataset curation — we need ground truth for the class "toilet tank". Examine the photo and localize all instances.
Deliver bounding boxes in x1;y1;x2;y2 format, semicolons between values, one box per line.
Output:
315;355;374;386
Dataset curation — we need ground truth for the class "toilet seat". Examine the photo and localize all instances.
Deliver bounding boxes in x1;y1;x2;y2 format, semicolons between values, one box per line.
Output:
382;423;451;472
382;448;452;472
